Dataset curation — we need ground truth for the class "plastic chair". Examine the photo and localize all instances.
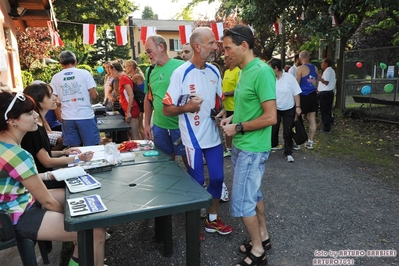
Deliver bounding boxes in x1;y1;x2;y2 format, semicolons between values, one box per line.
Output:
0;210;50;265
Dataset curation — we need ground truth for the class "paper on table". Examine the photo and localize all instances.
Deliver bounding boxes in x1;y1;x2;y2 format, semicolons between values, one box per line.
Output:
73;145;105;162
52;166;86;181
67;194;107;216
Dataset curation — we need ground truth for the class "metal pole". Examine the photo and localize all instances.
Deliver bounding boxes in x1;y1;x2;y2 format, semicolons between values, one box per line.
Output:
129;16;136;60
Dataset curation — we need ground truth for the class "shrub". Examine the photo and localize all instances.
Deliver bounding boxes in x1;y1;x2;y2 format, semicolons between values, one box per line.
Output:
21;71;33;88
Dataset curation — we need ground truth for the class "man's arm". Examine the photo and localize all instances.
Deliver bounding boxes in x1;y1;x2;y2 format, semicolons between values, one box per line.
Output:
88;87;98;101
222;99;277;136
162;96;204;117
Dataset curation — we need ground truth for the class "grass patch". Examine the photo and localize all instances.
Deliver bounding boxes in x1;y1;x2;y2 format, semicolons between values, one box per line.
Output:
308;110;399;182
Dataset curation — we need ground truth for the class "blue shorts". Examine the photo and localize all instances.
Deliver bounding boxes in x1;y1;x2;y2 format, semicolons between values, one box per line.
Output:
230;146;270;217
186;144;224;199
62;118;100;146
152;125;186;156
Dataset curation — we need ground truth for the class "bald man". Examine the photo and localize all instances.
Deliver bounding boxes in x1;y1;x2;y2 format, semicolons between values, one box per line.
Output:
163;27;233;240
296;50;318;149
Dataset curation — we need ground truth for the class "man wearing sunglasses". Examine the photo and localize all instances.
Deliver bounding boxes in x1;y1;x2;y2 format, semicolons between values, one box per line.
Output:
220;24;277;266
50;51;100;147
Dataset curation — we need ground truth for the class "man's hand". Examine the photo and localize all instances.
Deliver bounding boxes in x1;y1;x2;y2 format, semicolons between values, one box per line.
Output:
185;96;203;113
222;123;237;137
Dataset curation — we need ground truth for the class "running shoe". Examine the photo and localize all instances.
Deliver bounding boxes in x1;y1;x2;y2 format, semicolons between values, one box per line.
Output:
205;217;234;235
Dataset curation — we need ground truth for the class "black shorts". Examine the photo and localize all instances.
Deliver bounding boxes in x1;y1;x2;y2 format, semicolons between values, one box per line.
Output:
300;91;318;115
14;203;46;240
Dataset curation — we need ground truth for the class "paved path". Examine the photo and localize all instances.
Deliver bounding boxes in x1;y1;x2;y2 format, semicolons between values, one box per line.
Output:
2;148;398;266
103;148;399;266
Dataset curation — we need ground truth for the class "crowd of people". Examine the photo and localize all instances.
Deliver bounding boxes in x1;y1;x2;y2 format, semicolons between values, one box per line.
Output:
0;23;337;266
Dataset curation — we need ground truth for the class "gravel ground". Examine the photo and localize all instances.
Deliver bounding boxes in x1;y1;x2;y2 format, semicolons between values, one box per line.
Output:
100;148;399;266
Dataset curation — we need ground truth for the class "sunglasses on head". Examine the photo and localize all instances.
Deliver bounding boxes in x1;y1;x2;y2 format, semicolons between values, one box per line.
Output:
4;92;26;121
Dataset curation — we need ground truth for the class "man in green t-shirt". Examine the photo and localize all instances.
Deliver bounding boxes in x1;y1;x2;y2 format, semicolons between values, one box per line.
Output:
220;24;277;266
143;35;188;168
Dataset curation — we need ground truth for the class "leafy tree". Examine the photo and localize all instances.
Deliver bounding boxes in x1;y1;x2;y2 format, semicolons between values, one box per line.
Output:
53;0;137;63
16;27;60;69
190;0;399;110
142;6;156;19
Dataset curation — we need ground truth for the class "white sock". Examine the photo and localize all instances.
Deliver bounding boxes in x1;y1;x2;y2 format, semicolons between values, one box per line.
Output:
308;139;313;144
208;214;217;221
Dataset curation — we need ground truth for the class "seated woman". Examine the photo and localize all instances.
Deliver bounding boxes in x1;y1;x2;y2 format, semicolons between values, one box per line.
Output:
0;91;105;266
21;83;94;188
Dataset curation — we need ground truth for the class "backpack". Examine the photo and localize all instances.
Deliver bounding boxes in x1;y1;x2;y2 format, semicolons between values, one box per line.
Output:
132;83;145;112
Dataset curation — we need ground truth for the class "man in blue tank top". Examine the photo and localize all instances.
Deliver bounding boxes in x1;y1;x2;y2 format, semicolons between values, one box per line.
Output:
296;50;319;149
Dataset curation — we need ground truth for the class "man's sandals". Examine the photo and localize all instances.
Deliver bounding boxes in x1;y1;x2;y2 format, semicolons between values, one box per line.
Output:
236;251;268;266
239;238;271;255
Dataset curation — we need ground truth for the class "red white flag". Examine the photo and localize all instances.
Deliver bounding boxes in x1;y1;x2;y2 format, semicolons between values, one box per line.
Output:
273;20;283;35
140;26;157;45
83;24;96;45
47;21;63;47
210;22;224;41
298;12;305;20
115;25;128;46
332;15;338;27
179;25;192;45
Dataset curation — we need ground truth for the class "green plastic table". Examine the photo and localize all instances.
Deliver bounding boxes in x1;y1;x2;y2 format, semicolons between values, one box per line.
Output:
64;160;212;266
96;115;130;142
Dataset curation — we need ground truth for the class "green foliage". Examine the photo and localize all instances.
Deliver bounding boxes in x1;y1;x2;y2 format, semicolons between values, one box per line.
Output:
137;52;151;64
76;64;93;74
29;64;62;84
21;71;33;88
142;6;156;19
53;0;138;64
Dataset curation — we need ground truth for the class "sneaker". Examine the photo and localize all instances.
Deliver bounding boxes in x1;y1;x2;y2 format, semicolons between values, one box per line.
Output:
271;144;283;151
223;150;231;157
205;217;234;235
293;144;300;151
305;141;313;149
220;182;229;202
286;155;294;162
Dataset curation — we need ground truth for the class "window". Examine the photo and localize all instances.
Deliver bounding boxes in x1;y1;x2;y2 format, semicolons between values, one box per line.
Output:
169;39;182;52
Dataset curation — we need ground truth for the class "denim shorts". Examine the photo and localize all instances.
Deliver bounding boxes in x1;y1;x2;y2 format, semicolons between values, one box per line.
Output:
152;125;186;156
230;146;270;217
62;118;100;146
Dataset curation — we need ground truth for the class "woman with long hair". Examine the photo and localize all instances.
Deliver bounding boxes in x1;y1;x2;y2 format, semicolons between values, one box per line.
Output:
0;91;105;266
109;60;141;140
22;83;94;188
125;59;145;139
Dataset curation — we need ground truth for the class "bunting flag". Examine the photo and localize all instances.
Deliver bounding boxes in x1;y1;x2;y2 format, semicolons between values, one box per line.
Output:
140;26;157;45
115;26;128;46
298;12;305;20
83;24;96;45
47;21;63;47
210;22;224;41
332;15;338;27
273;20;283;35
179;25;192;45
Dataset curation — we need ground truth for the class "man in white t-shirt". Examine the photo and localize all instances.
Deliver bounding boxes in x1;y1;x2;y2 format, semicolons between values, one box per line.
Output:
288;53;301;77
162;27;233;239
50;50;100;147
317;58;336;133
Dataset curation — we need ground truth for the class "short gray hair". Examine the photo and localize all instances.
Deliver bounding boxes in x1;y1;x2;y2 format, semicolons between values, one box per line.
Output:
147;35;168;51
59;50;77;65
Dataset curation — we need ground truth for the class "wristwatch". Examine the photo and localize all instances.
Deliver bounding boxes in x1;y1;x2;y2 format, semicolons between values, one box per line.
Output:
235;122;245;135
74;155;80;164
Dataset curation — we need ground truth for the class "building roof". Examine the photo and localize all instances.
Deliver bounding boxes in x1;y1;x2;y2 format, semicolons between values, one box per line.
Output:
132;19;194;32
7;0;57;30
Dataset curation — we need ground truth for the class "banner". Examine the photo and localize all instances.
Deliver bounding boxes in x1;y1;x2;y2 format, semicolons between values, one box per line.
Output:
115;26;128;46
210;22;223;41
140;26;157;45
179;25;192;45
47;21;63;47
83;24;96;45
